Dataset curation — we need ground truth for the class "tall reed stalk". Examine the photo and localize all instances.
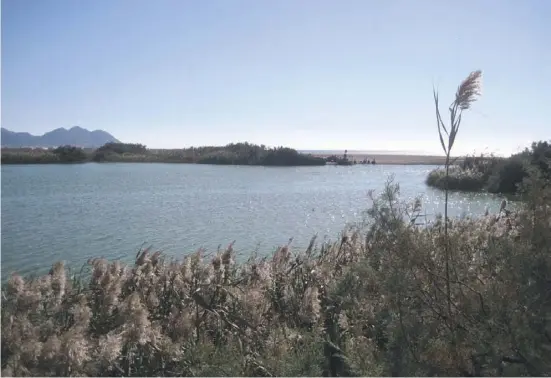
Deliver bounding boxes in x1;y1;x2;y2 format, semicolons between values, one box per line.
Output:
432;70;482;333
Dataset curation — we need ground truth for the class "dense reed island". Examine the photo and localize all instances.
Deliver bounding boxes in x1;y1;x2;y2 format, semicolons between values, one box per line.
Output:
0;142;326;166
4;71;551;376
426;140;551;194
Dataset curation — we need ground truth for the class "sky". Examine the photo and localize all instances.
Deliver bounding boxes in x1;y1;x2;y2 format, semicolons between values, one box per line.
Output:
1;0;550;156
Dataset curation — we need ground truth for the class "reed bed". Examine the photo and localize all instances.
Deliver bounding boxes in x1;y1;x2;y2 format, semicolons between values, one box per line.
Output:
426;165;487;191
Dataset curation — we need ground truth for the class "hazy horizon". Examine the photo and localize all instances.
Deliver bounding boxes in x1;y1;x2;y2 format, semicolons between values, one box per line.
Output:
2;0;550;156
1;125;512;157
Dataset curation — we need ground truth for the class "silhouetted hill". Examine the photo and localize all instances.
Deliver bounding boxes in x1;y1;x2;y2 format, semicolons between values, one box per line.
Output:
1;126;120;148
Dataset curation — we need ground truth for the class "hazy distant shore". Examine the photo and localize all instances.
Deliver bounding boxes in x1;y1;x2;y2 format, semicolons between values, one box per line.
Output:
1;144;459;166
311;153;457;165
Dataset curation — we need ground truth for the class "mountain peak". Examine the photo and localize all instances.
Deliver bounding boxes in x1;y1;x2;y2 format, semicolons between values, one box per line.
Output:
1;127;121;148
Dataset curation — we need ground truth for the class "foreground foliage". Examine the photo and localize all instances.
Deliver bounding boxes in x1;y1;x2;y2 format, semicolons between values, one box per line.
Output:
2;170;550;376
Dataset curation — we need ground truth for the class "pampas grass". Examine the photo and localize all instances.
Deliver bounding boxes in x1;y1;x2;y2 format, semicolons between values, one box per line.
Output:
433;71;483;340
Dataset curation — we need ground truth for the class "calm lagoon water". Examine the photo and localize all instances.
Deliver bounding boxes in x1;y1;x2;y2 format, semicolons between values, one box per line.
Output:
1;163;508;278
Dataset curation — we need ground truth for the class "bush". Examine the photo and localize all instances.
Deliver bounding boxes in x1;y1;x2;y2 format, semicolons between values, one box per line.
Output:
528;141;551;181
0;147;89;164
426;165;487;191
427;141;551;195
53;146;88;163
90;142;326;166
92;143;148;162
2;142;325;166
260;147;326;166
486;157;529;194
96;143;148;155
193;144;325;166
1;150;60;164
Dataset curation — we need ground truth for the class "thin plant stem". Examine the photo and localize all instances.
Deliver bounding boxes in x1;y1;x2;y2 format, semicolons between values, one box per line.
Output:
433;70;482;353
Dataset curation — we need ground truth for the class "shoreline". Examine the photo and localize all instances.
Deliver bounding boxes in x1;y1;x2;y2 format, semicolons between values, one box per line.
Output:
1;144;459;166
312;153;459;165
0;155;455;166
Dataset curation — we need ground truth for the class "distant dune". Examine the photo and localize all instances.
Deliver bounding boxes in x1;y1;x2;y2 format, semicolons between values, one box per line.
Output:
300;149;437;156
305;151;457;165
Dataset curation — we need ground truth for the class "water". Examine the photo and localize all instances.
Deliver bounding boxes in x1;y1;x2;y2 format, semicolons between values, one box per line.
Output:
1;163;508;278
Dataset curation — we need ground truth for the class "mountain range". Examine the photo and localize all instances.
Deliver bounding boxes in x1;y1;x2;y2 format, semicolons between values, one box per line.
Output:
1;126;121;148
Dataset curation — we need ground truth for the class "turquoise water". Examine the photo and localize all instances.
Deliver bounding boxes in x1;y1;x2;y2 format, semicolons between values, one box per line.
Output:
1;163;508;278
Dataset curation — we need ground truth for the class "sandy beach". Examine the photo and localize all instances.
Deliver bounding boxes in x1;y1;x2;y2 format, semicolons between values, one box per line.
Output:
311;153;459;165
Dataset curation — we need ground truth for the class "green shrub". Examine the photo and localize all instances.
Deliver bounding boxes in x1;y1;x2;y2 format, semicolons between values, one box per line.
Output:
486;157;529;194
96;143;148;155
90;142;325;166
1;147;89;164
426;166;487;192
528;141;551;180
53;146;88;163
1;150;60;164
427;141;551;195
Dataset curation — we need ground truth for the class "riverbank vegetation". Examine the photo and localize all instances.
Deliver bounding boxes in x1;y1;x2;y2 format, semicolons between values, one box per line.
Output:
1;142;326;166
2;169;550;376
426;140;551;194
0;146;90;164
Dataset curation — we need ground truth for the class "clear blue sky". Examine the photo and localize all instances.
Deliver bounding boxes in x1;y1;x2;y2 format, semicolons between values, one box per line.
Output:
2;0;550;155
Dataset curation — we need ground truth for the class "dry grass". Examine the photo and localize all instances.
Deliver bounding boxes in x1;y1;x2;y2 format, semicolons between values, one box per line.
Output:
455;70;483;110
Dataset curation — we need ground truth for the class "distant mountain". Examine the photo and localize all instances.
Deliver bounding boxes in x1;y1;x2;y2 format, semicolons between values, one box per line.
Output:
1;126;121;148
